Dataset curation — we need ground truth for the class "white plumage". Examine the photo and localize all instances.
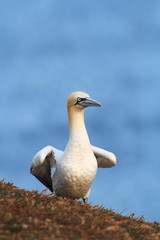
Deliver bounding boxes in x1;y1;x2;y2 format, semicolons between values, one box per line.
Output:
30;91;116;202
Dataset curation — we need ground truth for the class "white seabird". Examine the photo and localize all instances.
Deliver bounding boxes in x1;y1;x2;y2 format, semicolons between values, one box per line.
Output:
30;91;116;203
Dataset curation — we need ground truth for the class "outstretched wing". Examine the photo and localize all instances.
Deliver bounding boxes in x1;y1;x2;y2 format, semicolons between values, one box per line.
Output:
92;145;116;168
30;146;63;192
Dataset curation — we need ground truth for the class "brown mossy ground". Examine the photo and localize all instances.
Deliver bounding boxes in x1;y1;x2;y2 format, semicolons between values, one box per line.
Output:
0;181;159;240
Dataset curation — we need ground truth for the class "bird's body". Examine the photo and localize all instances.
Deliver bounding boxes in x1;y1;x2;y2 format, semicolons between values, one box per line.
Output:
52;142;97;199
30;91;116;202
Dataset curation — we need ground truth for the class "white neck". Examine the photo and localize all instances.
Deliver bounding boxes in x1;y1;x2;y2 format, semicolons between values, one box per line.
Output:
68;107;90;144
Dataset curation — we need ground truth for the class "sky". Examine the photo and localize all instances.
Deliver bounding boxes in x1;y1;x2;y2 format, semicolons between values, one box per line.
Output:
0;0;160;222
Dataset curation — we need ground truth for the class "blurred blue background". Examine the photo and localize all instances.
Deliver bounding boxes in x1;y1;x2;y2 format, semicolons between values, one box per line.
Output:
0;0;159;222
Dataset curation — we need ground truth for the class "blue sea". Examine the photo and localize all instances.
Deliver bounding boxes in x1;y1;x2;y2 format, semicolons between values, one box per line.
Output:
0;0;160;222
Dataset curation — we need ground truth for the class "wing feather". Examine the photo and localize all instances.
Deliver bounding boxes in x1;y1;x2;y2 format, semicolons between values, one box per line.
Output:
30;146;63;192
92;145;116;168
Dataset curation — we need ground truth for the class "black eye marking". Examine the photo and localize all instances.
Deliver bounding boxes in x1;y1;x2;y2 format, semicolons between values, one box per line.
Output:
75;97;86;105
77;97;82;102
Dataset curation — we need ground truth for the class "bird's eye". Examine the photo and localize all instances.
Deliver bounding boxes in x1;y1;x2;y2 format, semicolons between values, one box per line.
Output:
77;97;82;102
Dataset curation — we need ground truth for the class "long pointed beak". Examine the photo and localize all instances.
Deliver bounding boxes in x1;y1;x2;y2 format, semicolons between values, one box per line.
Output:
80;97;101;108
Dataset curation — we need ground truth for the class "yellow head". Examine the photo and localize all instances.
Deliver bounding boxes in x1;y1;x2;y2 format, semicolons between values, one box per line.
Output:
67;91;101;109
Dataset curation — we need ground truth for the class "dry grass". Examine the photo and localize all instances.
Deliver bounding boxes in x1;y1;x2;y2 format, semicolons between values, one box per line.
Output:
0;180;159;240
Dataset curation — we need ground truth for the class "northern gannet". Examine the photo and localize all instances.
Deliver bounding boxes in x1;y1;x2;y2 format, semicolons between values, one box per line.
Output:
30;91;116;203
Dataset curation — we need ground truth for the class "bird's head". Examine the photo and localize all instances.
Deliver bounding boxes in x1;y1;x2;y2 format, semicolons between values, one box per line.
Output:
67;91;101;109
